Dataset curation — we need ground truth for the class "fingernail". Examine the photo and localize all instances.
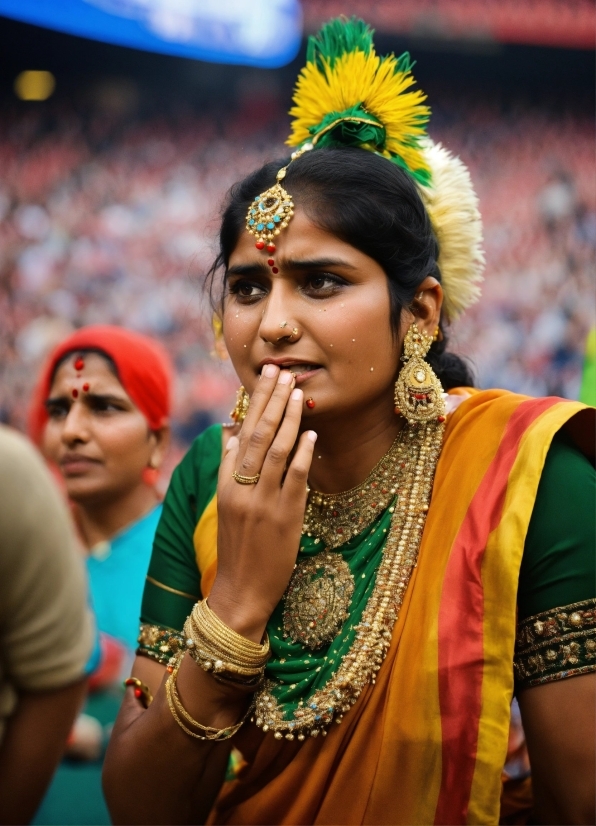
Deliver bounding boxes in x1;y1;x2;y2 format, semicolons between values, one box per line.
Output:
278;370;293;385
307;431;318;443
291;388;303;401
263;364;278;378
225;436;239;453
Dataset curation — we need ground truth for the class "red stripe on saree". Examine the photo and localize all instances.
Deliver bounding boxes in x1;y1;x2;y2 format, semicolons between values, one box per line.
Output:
433;397;558;825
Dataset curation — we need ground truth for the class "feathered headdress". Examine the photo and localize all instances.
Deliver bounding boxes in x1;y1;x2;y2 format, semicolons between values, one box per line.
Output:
286;17;484;321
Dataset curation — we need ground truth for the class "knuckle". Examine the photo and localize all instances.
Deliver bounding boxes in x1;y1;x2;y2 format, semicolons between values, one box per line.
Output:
289;462;308;480
267;444;287;465
259;414;278;430
240;456;256;472
249;428;267;448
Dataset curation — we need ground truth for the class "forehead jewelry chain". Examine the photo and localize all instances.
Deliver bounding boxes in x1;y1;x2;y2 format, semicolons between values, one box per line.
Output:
245;143;314;275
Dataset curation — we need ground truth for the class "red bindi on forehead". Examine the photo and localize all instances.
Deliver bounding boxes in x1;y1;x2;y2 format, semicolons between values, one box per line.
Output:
74;357;85;371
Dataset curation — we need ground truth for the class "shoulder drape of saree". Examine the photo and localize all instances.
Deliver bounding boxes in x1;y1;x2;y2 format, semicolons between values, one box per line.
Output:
205;391;593;826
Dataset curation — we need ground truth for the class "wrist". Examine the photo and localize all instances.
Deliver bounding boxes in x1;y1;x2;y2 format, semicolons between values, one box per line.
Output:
206;586;269;644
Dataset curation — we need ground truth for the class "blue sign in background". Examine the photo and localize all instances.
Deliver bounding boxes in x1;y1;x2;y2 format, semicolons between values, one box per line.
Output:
0;0;303;68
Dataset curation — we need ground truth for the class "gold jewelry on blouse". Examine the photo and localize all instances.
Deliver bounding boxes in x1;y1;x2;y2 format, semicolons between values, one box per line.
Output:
253;415;444;739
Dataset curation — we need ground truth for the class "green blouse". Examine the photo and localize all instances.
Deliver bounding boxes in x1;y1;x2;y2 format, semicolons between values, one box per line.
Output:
140;424;596;690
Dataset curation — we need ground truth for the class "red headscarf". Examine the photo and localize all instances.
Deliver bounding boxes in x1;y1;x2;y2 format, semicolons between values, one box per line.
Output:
29;325;173;446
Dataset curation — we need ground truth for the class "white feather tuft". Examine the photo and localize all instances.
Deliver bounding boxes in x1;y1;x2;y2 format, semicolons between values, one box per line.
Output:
418;141;485;321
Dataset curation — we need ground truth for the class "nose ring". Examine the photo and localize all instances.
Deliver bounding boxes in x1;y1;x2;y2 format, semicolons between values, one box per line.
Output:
279;321;287;328
276;326;299;342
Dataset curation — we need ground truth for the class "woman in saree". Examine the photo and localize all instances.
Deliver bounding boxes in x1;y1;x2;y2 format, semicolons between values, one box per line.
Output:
29;325;171;825
104;19;595;826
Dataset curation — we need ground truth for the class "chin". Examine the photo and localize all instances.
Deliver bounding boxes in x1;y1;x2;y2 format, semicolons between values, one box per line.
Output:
65;479;111;505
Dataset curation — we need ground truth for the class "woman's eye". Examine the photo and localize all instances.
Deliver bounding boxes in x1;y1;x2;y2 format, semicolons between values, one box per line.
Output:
229;281;265;302
304;273;344;295
90;398;123;414
46;404;67;419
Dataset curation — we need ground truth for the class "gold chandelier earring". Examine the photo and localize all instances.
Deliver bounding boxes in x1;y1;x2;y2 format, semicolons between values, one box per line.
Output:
394;322;446;424
230;386;250;424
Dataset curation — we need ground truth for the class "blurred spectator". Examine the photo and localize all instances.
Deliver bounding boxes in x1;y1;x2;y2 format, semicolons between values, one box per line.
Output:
0;425;94;825
29;325;172;825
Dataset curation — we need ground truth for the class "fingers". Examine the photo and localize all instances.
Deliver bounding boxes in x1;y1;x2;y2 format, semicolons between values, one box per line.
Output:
238;363;281;433
258;387;305;485
281;430;317;503
236;369;296;478
218;434;239;487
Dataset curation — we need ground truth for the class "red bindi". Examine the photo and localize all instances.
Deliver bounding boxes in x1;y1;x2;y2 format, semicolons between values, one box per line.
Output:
72;388;79;398
272;267;279;274
267;258;275;266
306;397;315;409
74;357;85;371
83;383;90;392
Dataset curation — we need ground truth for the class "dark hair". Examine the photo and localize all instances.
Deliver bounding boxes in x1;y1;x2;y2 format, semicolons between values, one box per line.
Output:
207;147;474;389
50;348;119;386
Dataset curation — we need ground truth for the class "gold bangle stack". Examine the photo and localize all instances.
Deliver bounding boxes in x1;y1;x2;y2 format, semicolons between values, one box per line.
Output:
165;657;250;741
182;599;270;690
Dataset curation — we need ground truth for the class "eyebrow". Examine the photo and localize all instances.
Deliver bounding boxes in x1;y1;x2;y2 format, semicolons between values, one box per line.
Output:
45;392;128;409
226;257;358;277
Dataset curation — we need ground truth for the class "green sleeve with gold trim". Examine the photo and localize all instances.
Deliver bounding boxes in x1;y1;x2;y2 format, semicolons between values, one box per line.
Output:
515;429;596;689
140;424;222;635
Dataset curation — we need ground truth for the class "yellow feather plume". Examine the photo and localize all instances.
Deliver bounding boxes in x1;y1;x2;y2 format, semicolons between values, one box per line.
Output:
288;50;431;182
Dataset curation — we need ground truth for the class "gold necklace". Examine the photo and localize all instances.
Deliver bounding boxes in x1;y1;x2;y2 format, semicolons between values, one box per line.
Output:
302;428;406;550
253;418;444;740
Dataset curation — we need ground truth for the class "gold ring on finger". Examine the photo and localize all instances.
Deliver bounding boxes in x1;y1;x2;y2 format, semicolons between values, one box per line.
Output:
232;471;261;485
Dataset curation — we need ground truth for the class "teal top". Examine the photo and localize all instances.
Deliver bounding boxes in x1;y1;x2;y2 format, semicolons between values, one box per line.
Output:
88;504;162;651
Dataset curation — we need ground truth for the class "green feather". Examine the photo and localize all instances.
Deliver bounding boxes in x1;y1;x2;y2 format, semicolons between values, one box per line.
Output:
309;104;386;150
394;51;414;75
306;16;374;70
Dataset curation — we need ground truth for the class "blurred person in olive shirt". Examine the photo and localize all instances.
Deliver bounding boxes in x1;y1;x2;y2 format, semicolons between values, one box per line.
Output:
0;425;94;825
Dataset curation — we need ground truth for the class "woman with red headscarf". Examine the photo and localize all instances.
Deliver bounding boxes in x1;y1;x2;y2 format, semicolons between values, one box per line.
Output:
30;325;172;653
30;325;172;826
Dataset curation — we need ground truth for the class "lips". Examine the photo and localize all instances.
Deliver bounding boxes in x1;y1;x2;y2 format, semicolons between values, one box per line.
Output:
60;454;101;475
258;360;322;384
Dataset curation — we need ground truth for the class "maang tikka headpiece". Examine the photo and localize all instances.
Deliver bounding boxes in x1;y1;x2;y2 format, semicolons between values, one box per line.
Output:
245;143;314;270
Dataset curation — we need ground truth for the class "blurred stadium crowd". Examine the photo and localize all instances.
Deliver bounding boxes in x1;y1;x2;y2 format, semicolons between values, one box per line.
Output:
0;94;594;456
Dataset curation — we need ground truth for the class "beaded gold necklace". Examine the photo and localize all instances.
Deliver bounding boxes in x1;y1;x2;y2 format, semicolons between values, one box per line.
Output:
252;419;444;740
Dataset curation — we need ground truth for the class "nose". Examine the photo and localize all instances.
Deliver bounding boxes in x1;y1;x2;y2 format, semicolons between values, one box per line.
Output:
60;402;91;446
258;282;302;345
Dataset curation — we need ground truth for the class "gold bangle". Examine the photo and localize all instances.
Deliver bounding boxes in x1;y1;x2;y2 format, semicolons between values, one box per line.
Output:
182;600;270;686
165;661;249;741
123;677;153;708
195;600;270;660
232;471;261;485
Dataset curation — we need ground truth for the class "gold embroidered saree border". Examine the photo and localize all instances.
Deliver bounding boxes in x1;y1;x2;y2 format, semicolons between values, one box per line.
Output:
514;598;596;689
137;622;186;666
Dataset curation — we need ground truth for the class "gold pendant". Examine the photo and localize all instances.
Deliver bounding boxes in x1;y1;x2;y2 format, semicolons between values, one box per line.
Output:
283;553;355;650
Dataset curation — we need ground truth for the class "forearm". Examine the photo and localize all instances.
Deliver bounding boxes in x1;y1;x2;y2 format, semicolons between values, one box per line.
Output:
0;679;87;825
103;657;250;825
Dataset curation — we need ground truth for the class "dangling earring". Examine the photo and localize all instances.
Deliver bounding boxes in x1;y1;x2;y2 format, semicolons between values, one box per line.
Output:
230;386;250;424
394;323;446;424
